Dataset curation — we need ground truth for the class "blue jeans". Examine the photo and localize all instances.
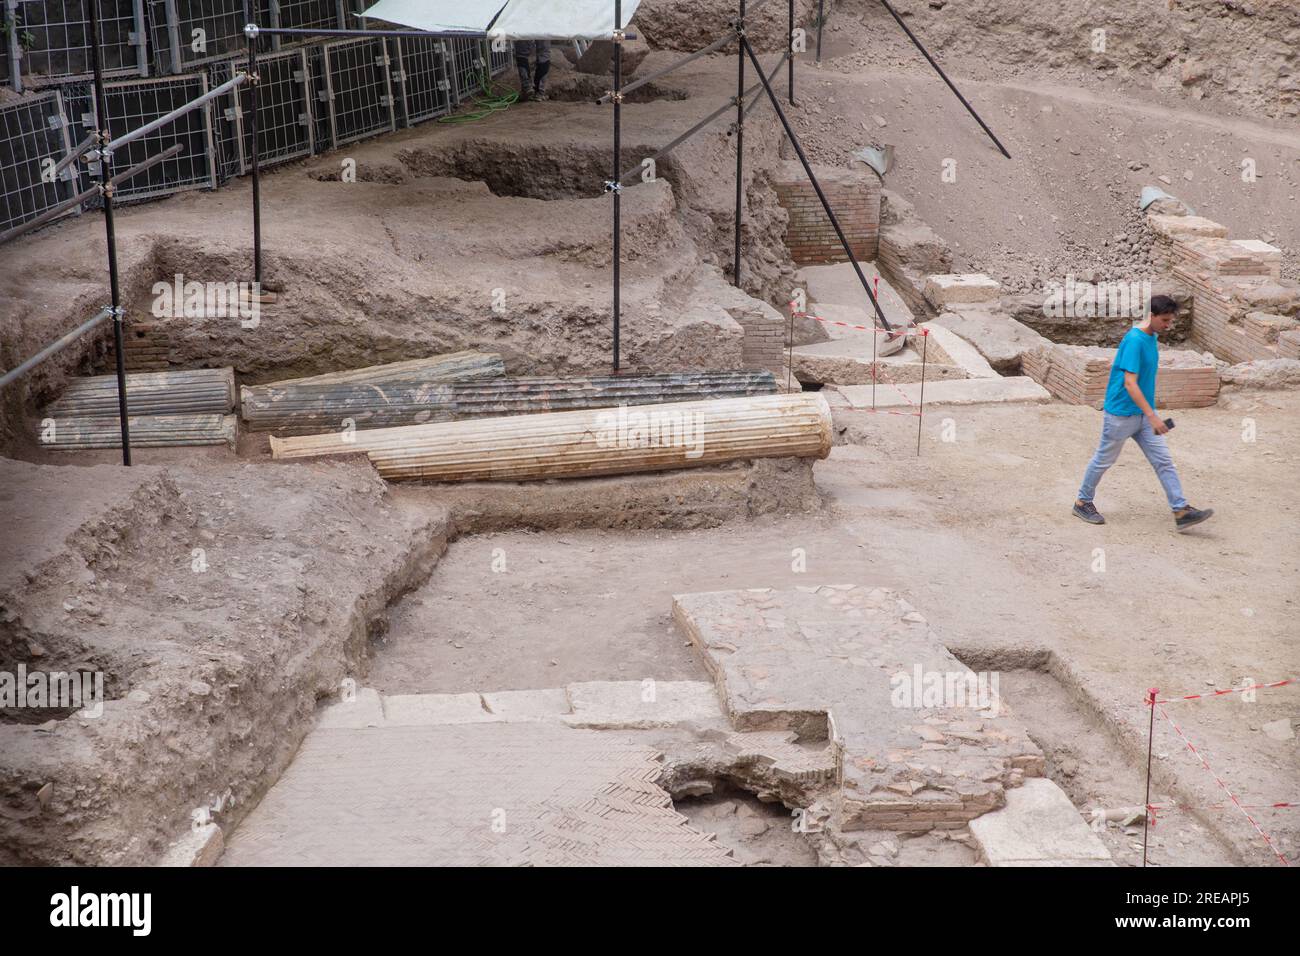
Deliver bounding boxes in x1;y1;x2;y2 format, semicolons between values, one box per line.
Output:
1078;412;1187;511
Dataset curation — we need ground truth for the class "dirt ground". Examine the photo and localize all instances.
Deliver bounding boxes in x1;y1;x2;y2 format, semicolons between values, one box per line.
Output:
369;391;1299;866
791;6;1300;293
2;0;1297;868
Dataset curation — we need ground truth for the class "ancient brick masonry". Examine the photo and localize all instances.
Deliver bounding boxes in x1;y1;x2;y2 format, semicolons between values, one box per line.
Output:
773;162;880;265
1023;344;1220;409
734;312;786;374
1148;213;1300;366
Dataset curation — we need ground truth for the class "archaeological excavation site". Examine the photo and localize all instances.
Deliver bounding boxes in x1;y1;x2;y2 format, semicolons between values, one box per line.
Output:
0;0;1297;905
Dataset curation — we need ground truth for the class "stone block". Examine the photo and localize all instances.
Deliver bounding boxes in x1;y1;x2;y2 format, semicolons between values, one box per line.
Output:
317;687;385;729
969;778;1113;866
563;680;725;729
383;693;495;726
923;273;1002;309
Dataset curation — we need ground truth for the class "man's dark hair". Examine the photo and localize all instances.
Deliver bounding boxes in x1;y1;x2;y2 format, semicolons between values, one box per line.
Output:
1150;295;1179;317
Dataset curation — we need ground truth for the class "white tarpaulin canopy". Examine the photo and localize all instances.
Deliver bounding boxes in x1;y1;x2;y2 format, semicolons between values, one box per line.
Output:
363;0;641;39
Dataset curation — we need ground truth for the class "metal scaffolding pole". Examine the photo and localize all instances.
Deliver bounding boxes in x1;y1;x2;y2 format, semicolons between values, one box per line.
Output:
245;19;263;287
732;1;745;288
0;309;114;389
816;0;824;61
88;0;131;465
787;0;795;104
876;0;1011;159
739;33;895;334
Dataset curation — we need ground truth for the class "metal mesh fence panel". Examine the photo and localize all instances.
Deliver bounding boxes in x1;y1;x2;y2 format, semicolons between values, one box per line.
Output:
318;37;392;148
205;59;239;181
150;0;275;74
0;90;77;232
67;72;216;203
269;0;340;33
392;35;449;126
488;40;509;77
13;0;145;85
447;35;485;105
217;46;311;174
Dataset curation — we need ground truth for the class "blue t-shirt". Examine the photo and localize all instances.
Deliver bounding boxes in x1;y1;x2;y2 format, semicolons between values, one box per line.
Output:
1104;326;1159;416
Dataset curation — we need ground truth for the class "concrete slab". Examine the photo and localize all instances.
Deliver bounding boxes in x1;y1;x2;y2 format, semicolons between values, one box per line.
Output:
831;376;1052;409
482;688;570;720
317;687;385;729
932;308;1051;375
222;722;737;866
563;680;725;729
969;778;1114;866
383;692;494;726
919;323;1000;379
924;273;1002;308
798;261;916;333
789;334;967;387
673;586;1043;831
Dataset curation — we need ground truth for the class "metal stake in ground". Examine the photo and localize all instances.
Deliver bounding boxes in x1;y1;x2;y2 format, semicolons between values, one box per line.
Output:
1143;686;1158;867
739;34;895;339
611;0;623;371
245;18;263;287
733;1;746;288
916;328;927;456
88;0;131;466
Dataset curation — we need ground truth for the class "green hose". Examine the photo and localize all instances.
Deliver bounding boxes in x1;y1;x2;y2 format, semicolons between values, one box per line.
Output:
438;44;519;124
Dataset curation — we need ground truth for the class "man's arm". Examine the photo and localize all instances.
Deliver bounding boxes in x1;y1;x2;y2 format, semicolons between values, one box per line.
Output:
1124;371;1168;434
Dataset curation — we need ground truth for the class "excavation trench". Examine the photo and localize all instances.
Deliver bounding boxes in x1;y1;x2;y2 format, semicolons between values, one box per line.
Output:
951;646;1244;867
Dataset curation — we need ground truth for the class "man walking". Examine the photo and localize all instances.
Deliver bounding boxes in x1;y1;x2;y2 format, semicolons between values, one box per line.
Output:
1072;295;1213;531
514;39;551;101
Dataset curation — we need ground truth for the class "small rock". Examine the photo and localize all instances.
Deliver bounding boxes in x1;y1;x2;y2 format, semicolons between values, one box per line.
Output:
188;680;212;697
1261;718;1294;741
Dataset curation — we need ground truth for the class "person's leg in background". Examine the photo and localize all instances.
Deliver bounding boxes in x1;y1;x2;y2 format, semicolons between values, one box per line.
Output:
514;39;536;99
1074;412;1142;524
532;40;552;99
1131;418;1188;511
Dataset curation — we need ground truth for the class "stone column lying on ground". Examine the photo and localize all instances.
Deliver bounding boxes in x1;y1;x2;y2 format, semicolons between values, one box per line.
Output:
47;367;236;418
270;393;834;483
241;370;778;435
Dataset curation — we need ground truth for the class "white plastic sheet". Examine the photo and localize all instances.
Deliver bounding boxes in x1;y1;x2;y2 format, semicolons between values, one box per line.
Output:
492;0;642;39
363;0;641;39
362;0;505;34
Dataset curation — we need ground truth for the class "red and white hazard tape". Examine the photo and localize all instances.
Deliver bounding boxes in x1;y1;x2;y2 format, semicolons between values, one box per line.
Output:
1154;678;1293;705
786;304;927;418
1155;702;1290;866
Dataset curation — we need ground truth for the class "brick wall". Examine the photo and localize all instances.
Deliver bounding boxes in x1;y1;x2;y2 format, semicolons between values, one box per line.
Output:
732;310;786;376
1146;211;1299;365
773;162;880;265
1023;344;1220;409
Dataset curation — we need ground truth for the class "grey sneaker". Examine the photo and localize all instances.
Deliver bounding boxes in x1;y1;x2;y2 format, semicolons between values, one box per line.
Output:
1174;506;1214;532
1072;501;1105;525
533;89;549;101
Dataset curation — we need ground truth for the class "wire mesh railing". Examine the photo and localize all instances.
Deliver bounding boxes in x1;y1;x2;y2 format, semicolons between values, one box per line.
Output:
0;90;78;233
11;0;146;87
65;73;217;204
2;8;521;241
